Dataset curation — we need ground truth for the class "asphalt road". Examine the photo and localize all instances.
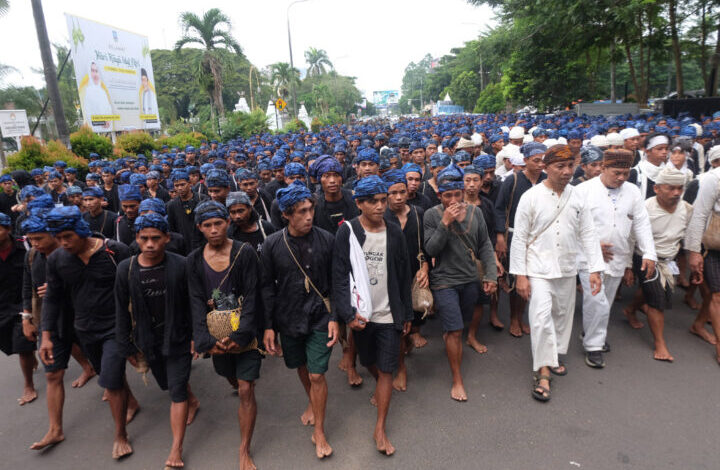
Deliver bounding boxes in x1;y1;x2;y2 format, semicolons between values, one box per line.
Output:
1;285;718;470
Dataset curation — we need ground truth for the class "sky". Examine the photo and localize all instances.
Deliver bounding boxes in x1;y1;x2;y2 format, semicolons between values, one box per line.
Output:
0;0;495;102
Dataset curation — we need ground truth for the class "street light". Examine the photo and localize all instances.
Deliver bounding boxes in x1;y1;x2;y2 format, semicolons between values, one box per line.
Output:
287;0;309;118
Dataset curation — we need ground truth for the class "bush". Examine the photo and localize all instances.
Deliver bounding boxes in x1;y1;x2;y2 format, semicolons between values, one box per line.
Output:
473;83;507;114
310;117;322;133
156;132;208;150
7;136;88;173
69;125;113;159
113;131;157;157
282;119;307;133
221;109;270;139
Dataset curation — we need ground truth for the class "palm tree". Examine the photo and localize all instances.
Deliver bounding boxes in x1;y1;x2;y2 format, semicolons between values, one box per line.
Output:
270;62;300;100
0;0;9;16
175;8;242;121
304;47;333;76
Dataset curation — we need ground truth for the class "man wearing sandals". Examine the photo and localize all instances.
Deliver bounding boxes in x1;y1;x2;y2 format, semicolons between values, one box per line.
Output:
187;200;262;470
574;149;656;368
115;213;199;468
510;145;604;402
261;181;338;459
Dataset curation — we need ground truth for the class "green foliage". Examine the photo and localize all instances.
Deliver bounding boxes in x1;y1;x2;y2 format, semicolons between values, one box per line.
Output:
297;71;362;119
221;109;269;139
473;82;506;113
7;136;88;173
282;119;307;133
69;125;113;159
113;132;157;157
310;117;322;133
447;70;481;111
156;132;208;150
304;47;333;76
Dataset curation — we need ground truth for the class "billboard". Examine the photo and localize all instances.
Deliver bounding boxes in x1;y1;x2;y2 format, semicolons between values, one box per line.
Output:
372;90;400;108
65;14;160;132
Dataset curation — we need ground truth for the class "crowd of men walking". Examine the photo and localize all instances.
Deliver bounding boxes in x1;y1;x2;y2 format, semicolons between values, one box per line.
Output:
1;111;720;469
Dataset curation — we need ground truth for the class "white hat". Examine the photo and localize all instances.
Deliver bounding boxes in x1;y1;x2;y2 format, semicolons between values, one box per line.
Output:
509;154;525;167
557;137;567;145
707;145;720;163
456;137;474;150
619;128;640;140
523;134;533;144
543;138;559;148
471;133;483;146
590;134;610;148
500;125;510;133
690;123;702;137
606;132;623;146
509;126;525;140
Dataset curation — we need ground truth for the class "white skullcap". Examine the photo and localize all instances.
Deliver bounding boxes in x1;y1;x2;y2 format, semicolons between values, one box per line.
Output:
523;134;533;144
500;126;510;134
509;126;525;139
645;134;670;150
543;138;559;148
557;137;567;145
690;123;702;137
606;132;623;146
471;133;483;145
590;135;609;148
510;154;526;167
654;167;687;186
619;128;640;140
707;145;720;163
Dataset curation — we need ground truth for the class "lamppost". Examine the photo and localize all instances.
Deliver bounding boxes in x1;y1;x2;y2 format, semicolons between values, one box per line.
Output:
287;0;309;118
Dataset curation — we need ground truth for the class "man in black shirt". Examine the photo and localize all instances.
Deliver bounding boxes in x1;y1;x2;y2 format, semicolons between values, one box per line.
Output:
312;155;358;235
226;191;276;253
115;184;142;246
65;185;84;210
82;186;117;238
0;174;19;224
115;213;198;469
41;206;137;459
0;213;38;406
167;170;208;252
101;167;120;213
473;154;501;203
22;213;96;451
236;169;272;222
401;162;432;210
262;182;338;459
64;167;85;190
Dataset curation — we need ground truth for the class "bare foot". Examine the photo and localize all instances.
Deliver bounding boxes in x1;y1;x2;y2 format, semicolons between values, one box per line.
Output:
112;436;133;459
30;430;65;450
509;322;522;338
490;318;505;330
239;450;257;470
392;368;407;392
300;403;315;426
653;345;674;362
18;387;37;406
186;396;200;425
126;401;140;424
102;389;109;402
311;433;333;459
623;307;644;329
338;352;352;372
450;382;467;402
165;446;184;468
409;333;427;348
521;323;531;335
31;354;38;371
369;393;377;407
684;294;701;310
347;367;363;387
374;430;395;456
689;325;717;345
466;336;488;354
72;369;96;388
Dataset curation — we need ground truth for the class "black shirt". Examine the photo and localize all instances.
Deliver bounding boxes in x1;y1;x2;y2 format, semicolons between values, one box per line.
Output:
139;261;166;341
0;190;18;224
84;210;117;239
324;198;348;230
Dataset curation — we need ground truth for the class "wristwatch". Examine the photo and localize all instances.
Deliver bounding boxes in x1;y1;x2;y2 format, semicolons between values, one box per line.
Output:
20;312;32;321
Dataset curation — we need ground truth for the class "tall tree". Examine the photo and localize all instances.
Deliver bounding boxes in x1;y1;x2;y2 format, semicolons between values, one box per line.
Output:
175;8;243;121
31;0;69;145
304;47;333;76
269;62;300;100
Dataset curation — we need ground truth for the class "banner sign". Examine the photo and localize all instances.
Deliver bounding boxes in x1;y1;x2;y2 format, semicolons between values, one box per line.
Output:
0;110;30;137
65;14;160;132
372;90;399;108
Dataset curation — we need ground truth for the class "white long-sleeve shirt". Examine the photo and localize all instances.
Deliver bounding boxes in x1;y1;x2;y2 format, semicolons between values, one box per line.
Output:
574;177;657;277
510;182;604;279
685;167;720;252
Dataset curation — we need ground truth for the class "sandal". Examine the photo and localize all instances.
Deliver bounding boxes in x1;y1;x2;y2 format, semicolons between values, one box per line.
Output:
531;374;551;402
550;361;567;376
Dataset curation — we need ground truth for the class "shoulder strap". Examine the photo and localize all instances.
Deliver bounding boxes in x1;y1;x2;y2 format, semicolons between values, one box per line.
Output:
282;229;328;301
28;247;36;266
217;243;246;290
103;239;118;267
413;206;424;263
258;220;267;240
505;172;519;233
527;190;571;247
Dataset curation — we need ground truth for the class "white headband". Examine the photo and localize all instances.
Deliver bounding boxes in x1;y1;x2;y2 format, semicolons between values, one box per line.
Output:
646;135;669;150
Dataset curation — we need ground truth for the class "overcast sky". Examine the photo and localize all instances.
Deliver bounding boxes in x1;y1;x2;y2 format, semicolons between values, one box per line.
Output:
0;0;495;102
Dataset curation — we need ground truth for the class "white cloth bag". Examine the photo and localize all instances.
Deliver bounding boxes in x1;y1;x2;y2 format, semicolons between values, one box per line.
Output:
345;221;373;321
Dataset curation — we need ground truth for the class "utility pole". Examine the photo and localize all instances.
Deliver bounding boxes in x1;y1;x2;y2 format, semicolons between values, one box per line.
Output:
287;0;309;119
31;0;70;147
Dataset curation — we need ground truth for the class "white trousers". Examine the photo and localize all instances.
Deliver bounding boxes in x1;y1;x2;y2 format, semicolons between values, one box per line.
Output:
528;276;577;371
578;271;622;352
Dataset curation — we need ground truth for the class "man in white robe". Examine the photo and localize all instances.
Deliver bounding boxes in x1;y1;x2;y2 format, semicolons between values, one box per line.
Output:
510;144;604;402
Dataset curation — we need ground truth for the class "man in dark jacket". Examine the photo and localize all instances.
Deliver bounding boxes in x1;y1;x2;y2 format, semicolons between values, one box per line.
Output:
167;170;208;252
115;213;198;469
236;169;272;222
40;206;137;459
261;181;338;460
0;213;38;406
332;175;413;456
187;200;261;470
82;186;117;239
115;184;141;246
226;191;276;253
313;155;359;235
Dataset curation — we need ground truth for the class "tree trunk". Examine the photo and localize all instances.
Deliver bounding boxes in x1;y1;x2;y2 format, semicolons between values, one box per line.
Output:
669;0;684;97
610;41;617;103
624;39;641;102
31;0;69;146
207;54;224;117
710;21;720;97
209;100;217;133
701;3;708;92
